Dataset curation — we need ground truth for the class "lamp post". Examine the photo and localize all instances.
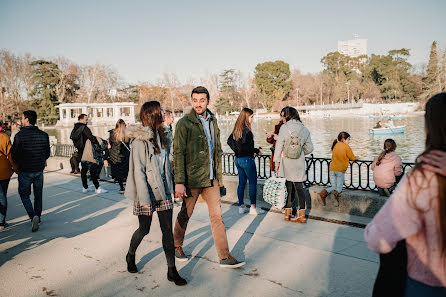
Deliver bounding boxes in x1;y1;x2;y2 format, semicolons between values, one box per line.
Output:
296;88;299;108
346;82;350;104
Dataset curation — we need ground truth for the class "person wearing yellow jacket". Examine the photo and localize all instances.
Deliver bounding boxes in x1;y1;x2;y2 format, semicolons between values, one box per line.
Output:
0;132;19;230
319;131;357;205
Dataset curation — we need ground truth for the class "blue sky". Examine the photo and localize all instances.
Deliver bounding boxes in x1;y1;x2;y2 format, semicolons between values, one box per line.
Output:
1;0;445;84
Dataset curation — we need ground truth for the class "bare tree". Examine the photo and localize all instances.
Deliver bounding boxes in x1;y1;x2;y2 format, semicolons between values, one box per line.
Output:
78;63;120;103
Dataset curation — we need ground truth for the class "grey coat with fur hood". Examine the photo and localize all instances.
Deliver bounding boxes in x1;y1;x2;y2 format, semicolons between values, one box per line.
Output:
124;125;173;205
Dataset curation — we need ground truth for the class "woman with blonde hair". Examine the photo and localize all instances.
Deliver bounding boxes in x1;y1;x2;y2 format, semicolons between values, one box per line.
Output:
125;101;186;286
108;119;130;194
365;93;446;296
227;108;264;215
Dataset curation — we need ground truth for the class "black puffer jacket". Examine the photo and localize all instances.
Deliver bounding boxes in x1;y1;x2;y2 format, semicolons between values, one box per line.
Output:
11;126;50;173
227;127;260;158
70;123;98;155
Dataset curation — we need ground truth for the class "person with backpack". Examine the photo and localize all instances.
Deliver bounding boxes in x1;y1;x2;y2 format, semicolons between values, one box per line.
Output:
80;135;109;194
108;119;130;194
371;139;403;197
70;114;99;174
273;106;313;223
319;131;357;206
227;107;264;215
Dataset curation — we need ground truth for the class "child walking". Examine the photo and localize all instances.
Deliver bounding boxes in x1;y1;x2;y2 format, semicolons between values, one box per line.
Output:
371;139;402;196
319;132;357;205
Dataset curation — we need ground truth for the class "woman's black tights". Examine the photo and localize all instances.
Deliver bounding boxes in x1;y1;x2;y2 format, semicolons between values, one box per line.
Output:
128;209;175;267
285;181;306;211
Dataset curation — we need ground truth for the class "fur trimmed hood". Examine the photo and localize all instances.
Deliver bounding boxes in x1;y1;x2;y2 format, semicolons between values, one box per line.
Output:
125;124;154;141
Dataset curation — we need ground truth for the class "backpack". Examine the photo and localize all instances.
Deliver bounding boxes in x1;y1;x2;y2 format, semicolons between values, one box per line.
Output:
70;125;85;150
92;138;108;165
282;123;302;159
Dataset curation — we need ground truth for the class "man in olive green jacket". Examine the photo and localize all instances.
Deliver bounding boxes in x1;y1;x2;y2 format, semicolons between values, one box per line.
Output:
173;86;245;268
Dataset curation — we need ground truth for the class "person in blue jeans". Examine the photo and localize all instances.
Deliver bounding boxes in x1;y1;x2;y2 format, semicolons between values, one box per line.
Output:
0;131;18;230
227;108;264;215
11;110;50;232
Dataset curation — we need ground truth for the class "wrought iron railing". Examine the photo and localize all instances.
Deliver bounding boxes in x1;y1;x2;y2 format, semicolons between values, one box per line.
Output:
50;144;415;191
221;152;415;191
50;144;76;158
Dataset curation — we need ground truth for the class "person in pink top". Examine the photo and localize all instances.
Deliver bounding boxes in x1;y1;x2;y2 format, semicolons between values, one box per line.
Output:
371;139;403;197
364;92;446;296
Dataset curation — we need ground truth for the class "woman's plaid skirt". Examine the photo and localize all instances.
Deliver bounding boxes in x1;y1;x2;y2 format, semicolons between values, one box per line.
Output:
133;199;174;216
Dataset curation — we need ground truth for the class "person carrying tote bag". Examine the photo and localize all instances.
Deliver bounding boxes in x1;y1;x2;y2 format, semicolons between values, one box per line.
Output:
273;106;313;224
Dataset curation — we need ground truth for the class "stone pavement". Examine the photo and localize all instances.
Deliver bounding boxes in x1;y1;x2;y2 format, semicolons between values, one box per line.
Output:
0;171;379;297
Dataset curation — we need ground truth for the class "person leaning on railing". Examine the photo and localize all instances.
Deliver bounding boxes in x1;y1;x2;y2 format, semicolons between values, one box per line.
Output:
372;139;403;197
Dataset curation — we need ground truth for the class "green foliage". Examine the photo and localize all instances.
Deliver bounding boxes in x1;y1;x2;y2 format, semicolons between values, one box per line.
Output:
216;69;241;113
424;41;439;88
369;49;417;99
253;61;291;111
29;60;60;124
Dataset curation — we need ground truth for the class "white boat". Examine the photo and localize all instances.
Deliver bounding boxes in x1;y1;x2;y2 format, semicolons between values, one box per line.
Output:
369;126;405;135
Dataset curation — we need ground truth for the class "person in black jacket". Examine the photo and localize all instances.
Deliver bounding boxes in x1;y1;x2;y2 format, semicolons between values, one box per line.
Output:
70;114;99;184
11;110;50;232
108;119;130;194
227;108;264;215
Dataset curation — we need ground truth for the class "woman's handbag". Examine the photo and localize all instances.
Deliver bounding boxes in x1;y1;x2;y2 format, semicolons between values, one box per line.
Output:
263;173;288;209
372;240;407;297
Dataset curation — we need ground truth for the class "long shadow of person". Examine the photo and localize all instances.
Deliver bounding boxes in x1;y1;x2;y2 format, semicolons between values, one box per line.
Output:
0;173;126;267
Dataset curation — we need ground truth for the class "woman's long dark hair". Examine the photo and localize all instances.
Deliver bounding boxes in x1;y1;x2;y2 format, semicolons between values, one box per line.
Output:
281;106;301;123
331;131;350;151
139;101;167;154
409;92;446;257
376;139;397;166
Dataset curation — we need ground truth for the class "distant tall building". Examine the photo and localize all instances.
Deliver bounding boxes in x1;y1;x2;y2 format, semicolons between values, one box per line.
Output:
338;35;367;57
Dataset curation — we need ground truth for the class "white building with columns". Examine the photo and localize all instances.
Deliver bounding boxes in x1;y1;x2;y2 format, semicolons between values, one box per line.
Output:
56;102;137;127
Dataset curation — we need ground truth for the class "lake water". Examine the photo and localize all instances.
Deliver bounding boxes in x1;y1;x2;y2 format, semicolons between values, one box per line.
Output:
45;115;425;162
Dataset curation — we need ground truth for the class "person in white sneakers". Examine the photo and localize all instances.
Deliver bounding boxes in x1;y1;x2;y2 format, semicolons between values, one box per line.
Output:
227;108;264;215
80;136;109;194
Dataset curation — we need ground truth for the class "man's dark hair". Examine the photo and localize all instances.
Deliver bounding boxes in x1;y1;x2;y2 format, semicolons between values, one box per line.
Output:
78;114;88;121
23;110;37;125
191;86;210;101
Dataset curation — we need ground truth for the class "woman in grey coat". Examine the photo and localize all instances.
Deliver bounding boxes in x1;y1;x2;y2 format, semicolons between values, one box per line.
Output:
125;101;186;286
273;107;313;224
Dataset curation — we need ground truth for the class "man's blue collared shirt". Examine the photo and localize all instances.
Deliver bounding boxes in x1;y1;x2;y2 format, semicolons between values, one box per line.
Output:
198;112;214;180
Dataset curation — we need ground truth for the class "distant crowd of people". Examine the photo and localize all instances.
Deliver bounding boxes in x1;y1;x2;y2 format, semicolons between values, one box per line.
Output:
0;89;445;294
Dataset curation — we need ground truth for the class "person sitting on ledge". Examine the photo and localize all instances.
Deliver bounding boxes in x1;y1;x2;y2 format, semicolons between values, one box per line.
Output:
371;139;402;197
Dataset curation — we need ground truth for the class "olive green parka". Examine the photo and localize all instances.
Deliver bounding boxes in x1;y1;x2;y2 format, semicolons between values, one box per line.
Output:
173;108;223;188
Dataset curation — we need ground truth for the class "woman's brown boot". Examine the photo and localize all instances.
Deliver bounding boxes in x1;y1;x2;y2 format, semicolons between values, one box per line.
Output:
284;208;292;221
332;190;340;206
319;189;328;206
291;209;306;224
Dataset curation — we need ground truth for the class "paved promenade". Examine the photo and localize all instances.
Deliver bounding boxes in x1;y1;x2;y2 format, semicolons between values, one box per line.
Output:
0;171;378;297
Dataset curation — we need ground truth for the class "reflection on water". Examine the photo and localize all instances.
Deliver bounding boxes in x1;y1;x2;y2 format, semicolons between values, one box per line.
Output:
219;115;425;162
45;115;425;162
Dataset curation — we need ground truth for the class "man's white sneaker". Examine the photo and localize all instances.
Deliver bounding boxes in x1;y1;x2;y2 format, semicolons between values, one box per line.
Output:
82;187;91;193
95;187;108;194
31;216;39;232
249;207;265;215
239;206;249;214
